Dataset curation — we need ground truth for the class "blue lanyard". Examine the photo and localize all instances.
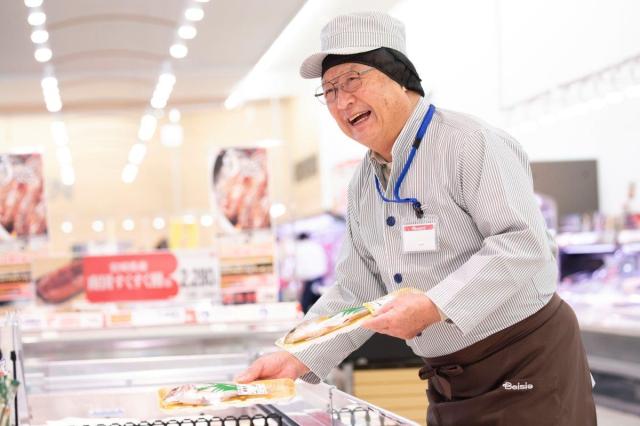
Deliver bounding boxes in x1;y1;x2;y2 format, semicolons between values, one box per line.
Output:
375;104;436;219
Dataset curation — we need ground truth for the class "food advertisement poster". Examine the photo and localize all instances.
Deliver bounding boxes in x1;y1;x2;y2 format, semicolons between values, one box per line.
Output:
210;147;271;233
0;153;48;249
32;250;220;305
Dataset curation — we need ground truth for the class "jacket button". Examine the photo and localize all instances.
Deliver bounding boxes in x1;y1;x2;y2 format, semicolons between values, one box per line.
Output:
393;273;402;283
386;216;396;226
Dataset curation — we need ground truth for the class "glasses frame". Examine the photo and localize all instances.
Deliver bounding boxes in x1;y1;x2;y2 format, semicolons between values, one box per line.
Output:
314;67;374;105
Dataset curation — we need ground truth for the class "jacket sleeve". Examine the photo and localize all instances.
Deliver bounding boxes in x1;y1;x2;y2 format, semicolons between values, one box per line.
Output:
425;129;556;335
293;184;387;383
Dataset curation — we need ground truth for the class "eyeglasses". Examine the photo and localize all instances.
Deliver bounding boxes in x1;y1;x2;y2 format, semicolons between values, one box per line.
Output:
314;68;374;105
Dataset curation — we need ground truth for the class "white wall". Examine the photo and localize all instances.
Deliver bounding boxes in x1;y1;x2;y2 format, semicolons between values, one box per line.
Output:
512;97;640;215
499;0;640;105
391;0;640;215
391;0;502;124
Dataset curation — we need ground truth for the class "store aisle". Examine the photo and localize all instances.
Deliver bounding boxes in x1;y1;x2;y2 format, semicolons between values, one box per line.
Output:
597;405;640;425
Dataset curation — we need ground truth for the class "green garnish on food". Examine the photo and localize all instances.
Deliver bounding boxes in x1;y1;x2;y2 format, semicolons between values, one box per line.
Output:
339;306;367;316
196;383;238;392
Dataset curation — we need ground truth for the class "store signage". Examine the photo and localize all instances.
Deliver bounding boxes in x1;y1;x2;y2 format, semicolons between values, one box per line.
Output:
84;252;179;302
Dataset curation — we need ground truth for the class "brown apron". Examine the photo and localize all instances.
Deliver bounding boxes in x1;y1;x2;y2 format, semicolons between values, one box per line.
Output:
419;294;596;426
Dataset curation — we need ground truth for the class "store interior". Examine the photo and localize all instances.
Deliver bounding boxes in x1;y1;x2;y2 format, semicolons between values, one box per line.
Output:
1;0;640;425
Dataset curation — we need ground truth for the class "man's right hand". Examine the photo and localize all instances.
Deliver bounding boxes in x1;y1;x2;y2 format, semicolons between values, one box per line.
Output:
234;350;310;383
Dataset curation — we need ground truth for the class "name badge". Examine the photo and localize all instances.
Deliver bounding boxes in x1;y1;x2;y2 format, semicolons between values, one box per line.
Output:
402;222;437;253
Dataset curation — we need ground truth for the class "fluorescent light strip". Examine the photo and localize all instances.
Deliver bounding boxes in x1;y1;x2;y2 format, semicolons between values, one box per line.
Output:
25;1;75;186
122;1;206;183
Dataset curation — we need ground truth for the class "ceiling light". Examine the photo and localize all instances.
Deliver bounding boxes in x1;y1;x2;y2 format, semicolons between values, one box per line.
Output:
60;166;75;186
200;214;214;227
152;217;166;230
184;7;204;21
30;29;49;44
122;218;135;231
121;163;138;183
51;120;68;145
56;145;72;164
270;203;287;218
45;97;62;113
60;221;73;234
28;11;46;26
41;76;58;92
128;143;147;165
34;47;52;63
183;214;196;224
137;114;157;141
257;139;283;148
24;0;44;7
150;97;167;109
168;108;181;123
178;25;197;40
160;123;183;147
91;220;105;233
170;43;188;59
158;73;176;86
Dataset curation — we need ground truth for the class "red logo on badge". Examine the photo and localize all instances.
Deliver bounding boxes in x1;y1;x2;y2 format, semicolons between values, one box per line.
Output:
83;253;179;302
403;224;434;232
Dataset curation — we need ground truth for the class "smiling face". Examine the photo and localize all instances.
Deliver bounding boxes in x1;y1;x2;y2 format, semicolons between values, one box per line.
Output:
322;62;420;161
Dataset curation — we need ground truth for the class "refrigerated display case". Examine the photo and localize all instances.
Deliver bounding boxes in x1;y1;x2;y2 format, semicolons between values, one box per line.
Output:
24;352;419;425
557;237;640;415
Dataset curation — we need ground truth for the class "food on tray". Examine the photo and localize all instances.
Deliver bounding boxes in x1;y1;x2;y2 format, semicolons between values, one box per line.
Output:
36;259;84;303
283;306;370;344
278;288;423;350
158;378;295;410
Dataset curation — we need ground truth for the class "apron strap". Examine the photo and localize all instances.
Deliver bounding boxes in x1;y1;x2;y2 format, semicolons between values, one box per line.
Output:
419;363;464;400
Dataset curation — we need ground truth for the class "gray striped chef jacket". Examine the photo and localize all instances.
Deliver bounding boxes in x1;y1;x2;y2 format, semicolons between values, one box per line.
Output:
297;97;558;383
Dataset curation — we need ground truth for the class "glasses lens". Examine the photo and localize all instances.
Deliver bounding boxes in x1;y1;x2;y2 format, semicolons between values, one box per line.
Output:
342;72;362;93
314;86;327;104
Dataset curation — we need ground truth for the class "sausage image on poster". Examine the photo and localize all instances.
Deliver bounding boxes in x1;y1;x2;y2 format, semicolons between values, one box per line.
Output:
0;153;48;247
210;148;271;233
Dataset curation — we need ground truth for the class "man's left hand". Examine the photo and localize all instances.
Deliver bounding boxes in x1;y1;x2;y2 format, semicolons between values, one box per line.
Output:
361;293;441;339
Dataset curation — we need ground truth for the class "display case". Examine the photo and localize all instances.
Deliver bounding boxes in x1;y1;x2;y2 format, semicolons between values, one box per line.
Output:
24;355;419;425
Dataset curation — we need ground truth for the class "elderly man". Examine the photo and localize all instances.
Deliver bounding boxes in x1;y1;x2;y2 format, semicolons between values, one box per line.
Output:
236;11;596;425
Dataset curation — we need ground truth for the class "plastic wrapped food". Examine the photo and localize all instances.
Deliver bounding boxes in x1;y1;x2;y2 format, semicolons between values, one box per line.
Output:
158;379;295;411
277;288;422;352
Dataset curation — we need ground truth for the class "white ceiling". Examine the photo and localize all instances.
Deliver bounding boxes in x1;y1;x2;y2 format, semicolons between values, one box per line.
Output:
0;0;402;115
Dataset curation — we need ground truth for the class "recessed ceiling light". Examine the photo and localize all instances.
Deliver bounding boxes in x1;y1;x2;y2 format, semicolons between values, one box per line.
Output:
170;43;188;59
45;96;62;113
184;7;204;21
27;11;46;26
121;163;138;183
34;47;52;62
169;108;181;123
61;166;75;186
40;76;58;90
150;97;167;109
24;0;44;7
122;218;135;231
60;221;73;234
91;220;105;233
56;145;72;164
178;25;197;40
152;217;166;230
200;214;214;227
137;114;157;141
30;29;49;44
128;143;147;165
